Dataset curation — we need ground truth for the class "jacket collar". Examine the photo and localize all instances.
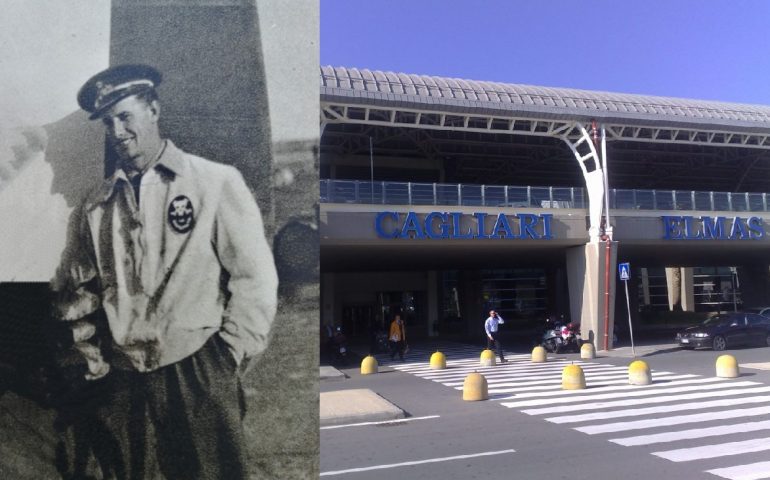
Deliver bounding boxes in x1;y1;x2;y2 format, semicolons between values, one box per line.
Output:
102;140;185;202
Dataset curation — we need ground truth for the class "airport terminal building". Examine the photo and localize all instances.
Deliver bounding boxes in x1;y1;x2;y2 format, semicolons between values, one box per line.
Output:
319;66;770;349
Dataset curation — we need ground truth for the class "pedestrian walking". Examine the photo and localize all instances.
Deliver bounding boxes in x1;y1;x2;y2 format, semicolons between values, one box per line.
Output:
485;310;507;362
388;314;407;361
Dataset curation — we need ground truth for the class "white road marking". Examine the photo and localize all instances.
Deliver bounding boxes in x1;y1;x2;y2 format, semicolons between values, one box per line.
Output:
489;373;695;397
610;420;770;446
653;437;770;462
547;395;770;424
501;379;747;408
707;461;770;480
516;383;767;415
320;415;440;430
575;405;770;434
493;375;717;400
319;449;516;476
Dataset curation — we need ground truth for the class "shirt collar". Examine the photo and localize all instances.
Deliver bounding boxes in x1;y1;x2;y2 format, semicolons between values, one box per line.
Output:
102;140;184;201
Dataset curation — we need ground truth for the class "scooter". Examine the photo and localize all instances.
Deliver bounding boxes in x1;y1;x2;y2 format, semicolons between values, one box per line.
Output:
541;319;582;353
559;322;582;353
541;318;564;353
332;326;348;366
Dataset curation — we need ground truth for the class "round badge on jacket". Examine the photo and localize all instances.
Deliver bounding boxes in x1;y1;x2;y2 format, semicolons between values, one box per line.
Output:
168;195;195;233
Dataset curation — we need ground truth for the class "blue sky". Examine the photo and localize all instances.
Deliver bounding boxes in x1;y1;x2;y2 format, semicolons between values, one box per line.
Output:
321;0;770;105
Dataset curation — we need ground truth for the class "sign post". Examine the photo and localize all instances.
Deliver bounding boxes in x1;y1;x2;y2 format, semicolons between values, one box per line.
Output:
618;262;635;356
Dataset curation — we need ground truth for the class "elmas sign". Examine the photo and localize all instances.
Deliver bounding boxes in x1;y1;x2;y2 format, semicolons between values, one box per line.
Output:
375;211;553;240
662;216;765;240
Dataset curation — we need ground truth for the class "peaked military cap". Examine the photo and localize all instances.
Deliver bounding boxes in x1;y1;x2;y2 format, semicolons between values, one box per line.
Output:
77;64;162;120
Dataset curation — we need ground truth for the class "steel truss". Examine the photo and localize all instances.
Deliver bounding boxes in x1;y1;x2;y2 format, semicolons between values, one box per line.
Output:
322;102;770;150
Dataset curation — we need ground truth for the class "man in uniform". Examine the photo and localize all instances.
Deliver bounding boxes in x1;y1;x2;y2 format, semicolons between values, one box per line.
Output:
53;64;278;479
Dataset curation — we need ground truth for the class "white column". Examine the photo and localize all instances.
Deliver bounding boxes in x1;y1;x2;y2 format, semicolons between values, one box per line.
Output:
681;267;695;312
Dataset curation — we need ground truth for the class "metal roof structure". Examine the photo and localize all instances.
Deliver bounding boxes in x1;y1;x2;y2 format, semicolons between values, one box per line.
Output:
321;66;770;149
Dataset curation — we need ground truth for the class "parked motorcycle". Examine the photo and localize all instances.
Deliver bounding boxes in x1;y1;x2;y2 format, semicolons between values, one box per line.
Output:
541;319;582;353
332;326;348;366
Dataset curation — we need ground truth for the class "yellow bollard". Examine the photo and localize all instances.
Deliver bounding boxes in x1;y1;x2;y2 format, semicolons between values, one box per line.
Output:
580;342;596;360
360;355;378;375
480;349;496;367
463;372;488;401
531;346;547;363
562;364;586;390
430;351;447;370
716;354;739;378
628;360;652;385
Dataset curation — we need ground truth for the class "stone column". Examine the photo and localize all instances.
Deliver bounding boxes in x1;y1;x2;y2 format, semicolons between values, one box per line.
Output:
567;241;618;350
680;267;695;312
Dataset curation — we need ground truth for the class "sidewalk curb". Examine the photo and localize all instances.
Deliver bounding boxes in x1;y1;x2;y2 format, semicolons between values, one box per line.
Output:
320;388;406;427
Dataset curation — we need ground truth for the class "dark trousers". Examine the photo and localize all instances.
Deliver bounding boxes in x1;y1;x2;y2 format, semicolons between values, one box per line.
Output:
389;340;404;360
487;333;505;361
89;334;247;480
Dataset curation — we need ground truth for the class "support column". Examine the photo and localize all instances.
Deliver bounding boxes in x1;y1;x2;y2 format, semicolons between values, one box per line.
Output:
427;270;439;337
567;241;618;351
666;267;681;311
640;268;651;307
680;267;695;312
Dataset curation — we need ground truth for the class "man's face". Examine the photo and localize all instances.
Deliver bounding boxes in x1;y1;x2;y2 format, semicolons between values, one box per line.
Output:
490;311;496;317
100;95;159;170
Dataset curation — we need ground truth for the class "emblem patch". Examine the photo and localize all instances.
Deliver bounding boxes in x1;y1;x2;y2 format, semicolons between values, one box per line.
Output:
167;195;194;233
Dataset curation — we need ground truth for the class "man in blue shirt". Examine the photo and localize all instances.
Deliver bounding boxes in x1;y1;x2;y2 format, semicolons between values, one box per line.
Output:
484;310;507;363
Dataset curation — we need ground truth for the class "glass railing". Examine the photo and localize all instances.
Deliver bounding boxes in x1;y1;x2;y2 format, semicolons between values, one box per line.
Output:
320;179;770;212
320;180;586;208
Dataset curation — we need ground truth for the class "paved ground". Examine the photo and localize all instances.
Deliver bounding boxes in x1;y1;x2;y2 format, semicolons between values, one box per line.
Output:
321;339;770;479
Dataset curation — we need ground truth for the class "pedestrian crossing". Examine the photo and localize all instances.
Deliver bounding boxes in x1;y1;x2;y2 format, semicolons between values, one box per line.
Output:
383;342;770;480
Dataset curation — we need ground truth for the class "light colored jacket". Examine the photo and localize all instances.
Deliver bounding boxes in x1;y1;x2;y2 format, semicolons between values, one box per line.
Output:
53;141;278;375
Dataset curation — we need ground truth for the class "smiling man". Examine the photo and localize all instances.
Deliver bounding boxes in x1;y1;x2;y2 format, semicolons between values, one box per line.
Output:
53;64;278;479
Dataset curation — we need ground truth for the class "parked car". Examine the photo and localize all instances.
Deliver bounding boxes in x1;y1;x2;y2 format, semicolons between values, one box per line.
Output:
676;312;770;351
745;306;770;318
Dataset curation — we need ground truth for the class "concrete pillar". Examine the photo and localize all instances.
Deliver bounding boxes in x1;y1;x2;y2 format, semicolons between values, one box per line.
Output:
567;241;618;350
680;267;695;312
427;270;439;337
665;267;681;311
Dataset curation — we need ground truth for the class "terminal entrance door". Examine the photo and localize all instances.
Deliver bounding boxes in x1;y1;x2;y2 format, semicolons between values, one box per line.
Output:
378;291;425;337
341;304;374;339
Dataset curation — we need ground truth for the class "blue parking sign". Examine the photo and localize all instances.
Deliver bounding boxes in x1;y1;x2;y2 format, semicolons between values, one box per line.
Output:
618;262;630;281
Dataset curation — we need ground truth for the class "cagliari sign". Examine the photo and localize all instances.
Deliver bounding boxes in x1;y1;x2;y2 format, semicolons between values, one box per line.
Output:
375;211;553;239
662;216;765;240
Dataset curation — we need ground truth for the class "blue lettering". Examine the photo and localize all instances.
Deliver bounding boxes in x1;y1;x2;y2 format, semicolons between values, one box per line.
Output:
425;212;449;239
730;217;749;240
400;212;425;239
702;216;726;239
492;213;515;238
541;214;553;240
375;211;399;238
683;216;703;239
662;216;683;239
748;217;765;239
474;212;490;238
451;212;474;239
518;213;541;239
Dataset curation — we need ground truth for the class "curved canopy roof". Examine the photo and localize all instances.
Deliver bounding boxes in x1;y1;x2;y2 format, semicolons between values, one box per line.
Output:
321;66;770;133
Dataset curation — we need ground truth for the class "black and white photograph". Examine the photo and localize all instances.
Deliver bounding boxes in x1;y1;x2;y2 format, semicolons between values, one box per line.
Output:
0;1;318;478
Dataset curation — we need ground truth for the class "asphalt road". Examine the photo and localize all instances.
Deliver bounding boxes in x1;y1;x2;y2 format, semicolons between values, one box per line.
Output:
321;341;770;480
